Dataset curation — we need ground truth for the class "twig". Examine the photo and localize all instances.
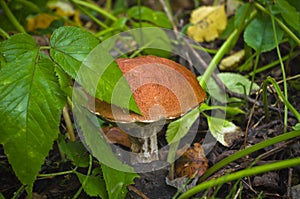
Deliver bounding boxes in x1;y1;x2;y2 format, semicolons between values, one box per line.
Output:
128;185;149;199
63;105;76;141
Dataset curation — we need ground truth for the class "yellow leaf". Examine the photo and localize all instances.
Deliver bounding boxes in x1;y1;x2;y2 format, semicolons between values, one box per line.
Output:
220;49;245;71
26;13;58;32
187;5;227;42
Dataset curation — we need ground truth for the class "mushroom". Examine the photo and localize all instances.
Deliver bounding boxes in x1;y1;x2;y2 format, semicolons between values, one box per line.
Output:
84;55;206;164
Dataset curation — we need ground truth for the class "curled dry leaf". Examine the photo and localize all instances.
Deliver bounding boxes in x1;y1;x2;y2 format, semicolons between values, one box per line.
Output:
102;126;132;149
187;5;227;42
220;49;245;71
175;143;208;178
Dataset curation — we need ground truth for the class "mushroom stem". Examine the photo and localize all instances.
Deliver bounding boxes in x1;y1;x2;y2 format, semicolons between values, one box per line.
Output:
137;126;159;163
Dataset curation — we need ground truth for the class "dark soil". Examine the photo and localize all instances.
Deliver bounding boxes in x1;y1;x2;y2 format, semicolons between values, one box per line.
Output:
1;1;300;199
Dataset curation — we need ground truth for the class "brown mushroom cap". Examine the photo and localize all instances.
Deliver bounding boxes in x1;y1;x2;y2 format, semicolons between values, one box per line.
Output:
87;55;206;123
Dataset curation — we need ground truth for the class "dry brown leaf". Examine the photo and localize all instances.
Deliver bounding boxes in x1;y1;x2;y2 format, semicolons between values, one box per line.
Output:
187;5;227;42
175;143;208;178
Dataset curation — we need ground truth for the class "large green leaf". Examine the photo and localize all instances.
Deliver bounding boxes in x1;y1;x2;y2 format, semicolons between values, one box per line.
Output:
73;104;139;199
0;34;65;191
273;0;300;32
50;26;140;114
244;14;284;52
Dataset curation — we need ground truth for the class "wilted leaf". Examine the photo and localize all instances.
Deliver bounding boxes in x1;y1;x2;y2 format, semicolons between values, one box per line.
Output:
220;50;245;71
26;13;58;32
206;116;242;147
0;34;65;191
244;13;284;52
187;5;227;42
175;143;208;178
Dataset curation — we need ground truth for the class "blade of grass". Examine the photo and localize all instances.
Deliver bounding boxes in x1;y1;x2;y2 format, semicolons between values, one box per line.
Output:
200;4;256;88
198;130;300;181
271;15;288;132
264;77;300;122
178;157;300;199
71;0;117;22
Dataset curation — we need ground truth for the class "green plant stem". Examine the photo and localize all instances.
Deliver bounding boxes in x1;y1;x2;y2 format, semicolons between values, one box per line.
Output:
271;15;288;132
71;0;117;22
200;5;256;88
11;185;26;199
178;157;300;199
254;2;300;47
200;28;239;88
0;0;26;33
72;155;93;199
0;27;10;39
38;169;76;177
265;77;300;122
76;4;109;29
249;50;260;93
247;53;295;77
199;130;300;181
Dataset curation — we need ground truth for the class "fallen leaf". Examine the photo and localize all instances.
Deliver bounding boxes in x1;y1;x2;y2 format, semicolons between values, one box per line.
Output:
187;5;227;42
220;49;245;71
175;143;208;178
102;126;132;149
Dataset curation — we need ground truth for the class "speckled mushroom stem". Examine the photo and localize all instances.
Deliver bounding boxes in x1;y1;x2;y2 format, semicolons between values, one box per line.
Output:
137;126;159;163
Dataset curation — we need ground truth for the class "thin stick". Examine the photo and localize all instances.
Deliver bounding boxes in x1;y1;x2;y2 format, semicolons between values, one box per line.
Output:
63;105;76;141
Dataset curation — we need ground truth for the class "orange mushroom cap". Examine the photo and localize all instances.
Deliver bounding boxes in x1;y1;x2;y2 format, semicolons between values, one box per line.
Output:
87;55;206;123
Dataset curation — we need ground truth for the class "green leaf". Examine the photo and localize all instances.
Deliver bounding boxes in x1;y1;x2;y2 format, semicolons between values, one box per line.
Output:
203;72;259;103
50;26;99;79
102;164;138;199
273;0;300;32
0;34;65;191
57;136;89;167
244;13;284;52
76;168;108;198
73;104;139;199
206;116;242;147
166;108;200;144
199;103;245;116
50;26;140;114
128;6;172;29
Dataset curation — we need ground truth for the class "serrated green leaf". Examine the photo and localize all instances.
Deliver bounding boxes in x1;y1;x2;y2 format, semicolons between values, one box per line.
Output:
0;34;65;191
206;116;242;147
75;168;108;198
128;6;172;29
50;26;140;114
203;72;259;103
73;104;139;199
244;14;284;52
50;26;99;79
166;108;200;144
